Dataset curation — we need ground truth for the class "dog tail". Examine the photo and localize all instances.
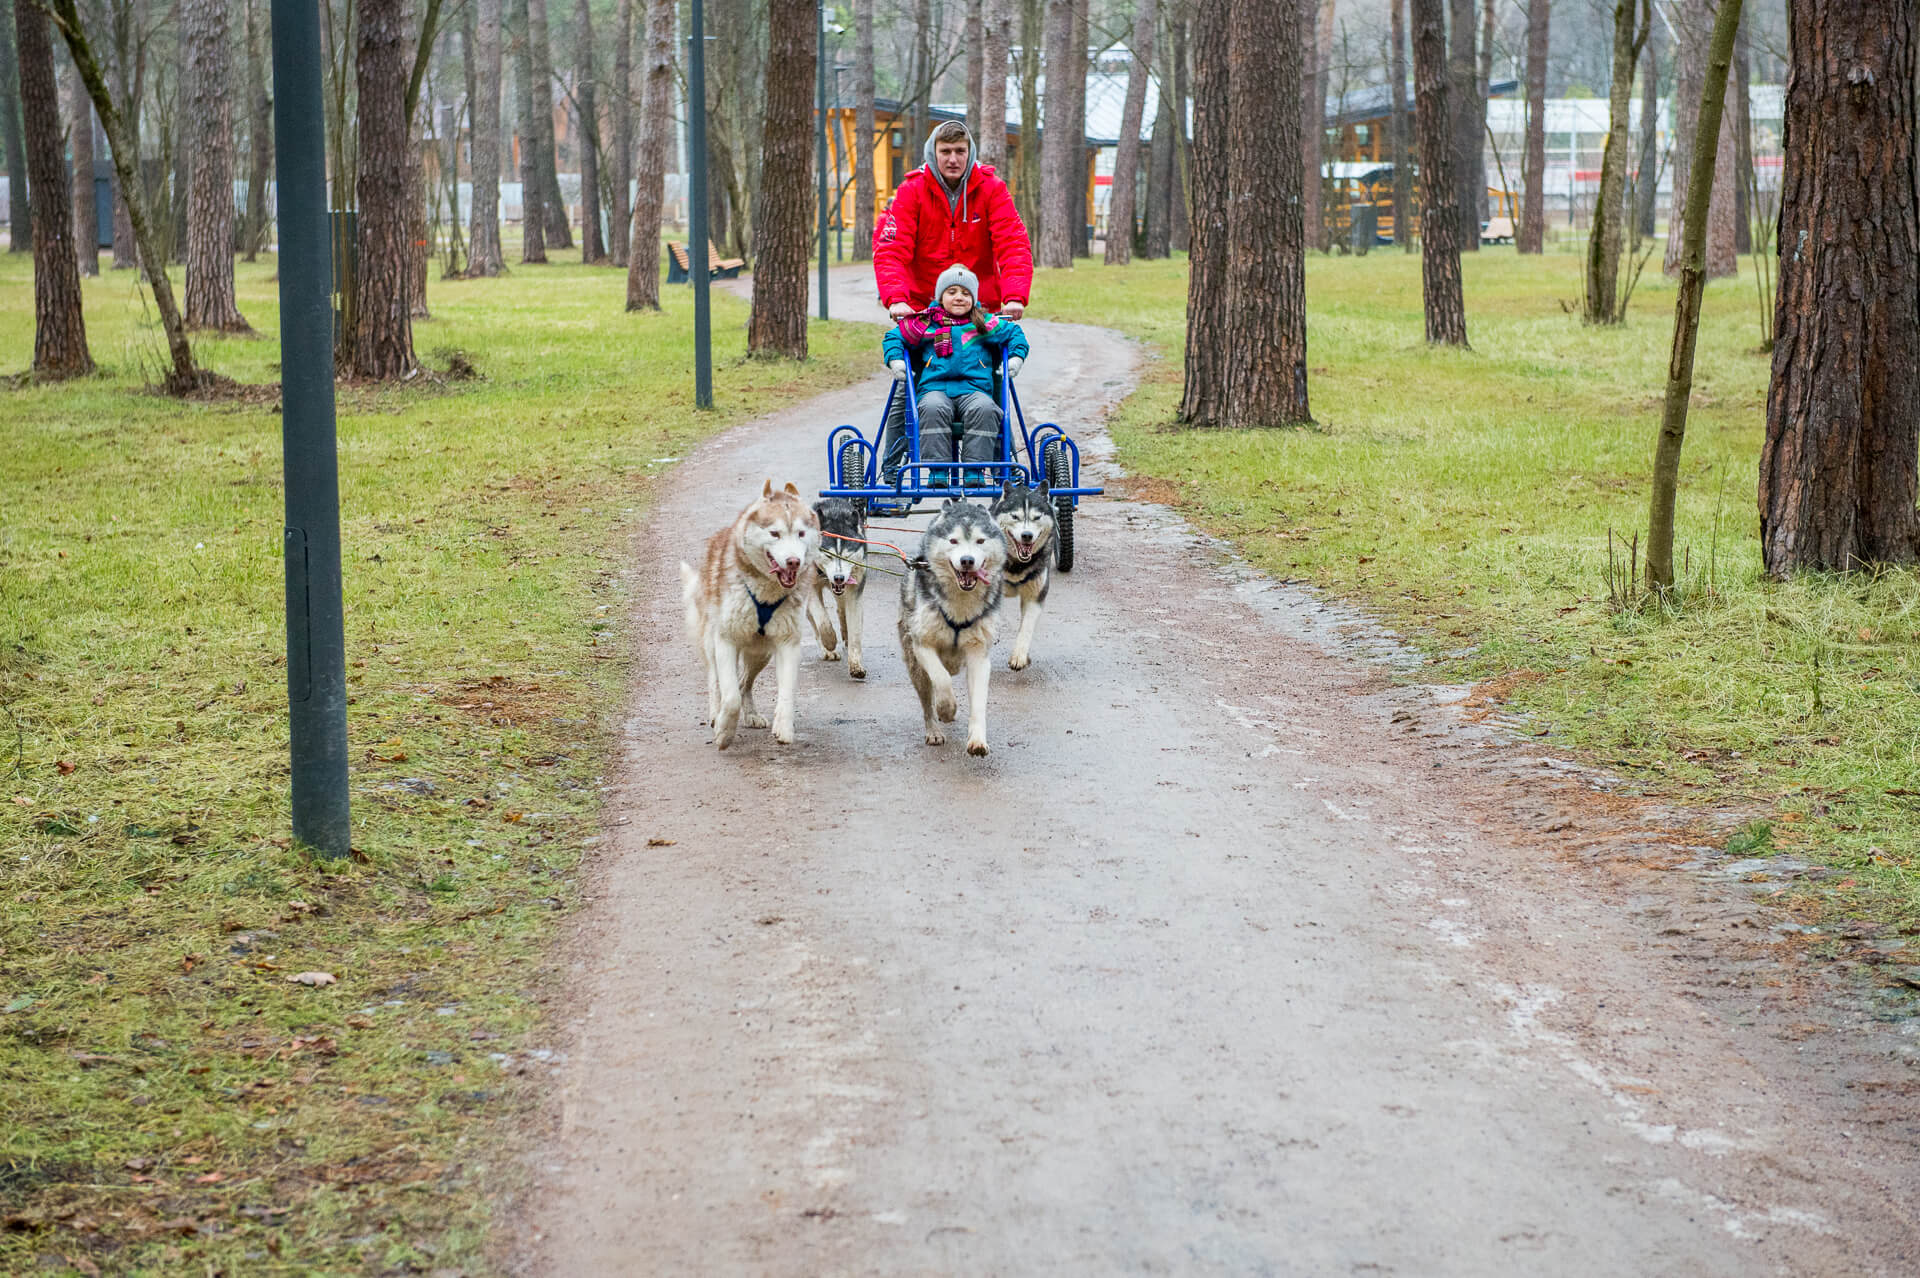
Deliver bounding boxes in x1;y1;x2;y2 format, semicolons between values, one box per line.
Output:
679;561;703;648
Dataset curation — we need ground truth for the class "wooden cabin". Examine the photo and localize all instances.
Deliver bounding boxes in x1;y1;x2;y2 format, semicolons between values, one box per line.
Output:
1320;79;1521;245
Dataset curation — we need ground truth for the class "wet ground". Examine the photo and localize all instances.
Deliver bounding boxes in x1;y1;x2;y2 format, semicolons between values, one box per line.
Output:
513;269;1919;1275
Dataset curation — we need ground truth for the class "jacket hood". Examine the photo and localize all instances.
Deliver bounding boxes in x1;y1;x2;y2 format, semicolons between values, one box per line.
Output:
922;123;977;212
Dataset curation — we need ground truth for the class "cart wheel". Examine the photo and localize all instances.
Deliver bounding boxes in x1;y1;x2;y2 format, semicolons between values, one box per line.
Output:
1045;444;1075;573
838;439;868;512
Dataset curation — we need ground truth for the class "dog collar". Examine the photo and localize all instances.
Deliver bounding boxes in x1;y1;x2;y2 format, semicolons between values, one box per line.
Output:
743;585;788;633
934;600;988;644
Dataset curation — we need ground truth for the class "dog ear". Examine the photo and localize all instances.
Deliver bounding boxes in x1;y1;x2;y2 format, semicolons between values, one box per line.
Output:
1001;479;1015;498
1036;481;1050;499
812;499;825;516
762;478;775;498
784;481;800;497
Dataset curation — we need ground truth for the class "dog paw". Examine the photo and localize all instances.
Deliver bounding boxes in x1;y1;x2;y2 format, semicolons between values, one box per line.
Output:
966;737;989;757
925;727;946;746
714;726;736;750
1008;651;1031;671
772;723;795;745
848;662;866;680
821;648;842;661
743;712;770;729
934;693;957;723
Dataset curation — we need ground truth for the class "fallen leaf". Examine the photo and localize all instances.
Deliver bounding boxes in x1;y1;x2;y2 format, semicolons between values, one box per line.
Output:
54;760;75;775
192;1172;224;1185
646;837;676;847
179;1156;205;1166
123;1157;152;1171
503;810;525;823
286;971;337;987
181;954;202;974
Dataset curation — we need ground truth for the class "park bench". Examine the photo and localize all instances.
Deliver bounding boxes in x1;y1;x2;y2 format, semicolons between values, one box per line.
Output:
667;241;747;283
1482;215;1516;245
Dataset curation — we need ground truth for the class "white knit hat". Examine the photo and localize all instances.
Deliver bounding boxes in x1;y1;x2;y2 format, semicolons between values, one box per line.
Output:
933;264;980;304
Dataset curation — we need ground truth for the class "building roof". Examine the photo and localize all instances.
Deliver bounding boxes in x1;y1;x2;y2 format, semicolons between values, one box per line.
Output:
1329;78;1521;129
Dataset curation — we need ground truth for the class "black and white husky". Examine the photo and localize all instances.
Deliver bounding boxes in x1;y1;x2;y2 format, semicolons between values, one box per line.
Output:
988;480;1055;671
806;498;868;679
898;498;1007;756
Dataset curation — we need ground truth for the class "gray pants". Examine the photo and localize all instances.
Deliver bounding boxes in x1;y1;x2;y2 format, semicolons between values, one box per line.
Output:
916;390;1001;479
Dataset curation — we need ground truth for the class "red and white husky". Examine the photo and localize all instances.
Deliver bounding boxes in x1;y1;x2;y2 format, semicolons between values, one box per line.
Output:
680;481;820;749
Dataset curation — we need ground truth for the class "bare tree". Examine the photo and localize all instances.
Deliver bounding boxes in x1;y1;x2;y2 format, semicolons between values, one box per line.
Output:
0;0;28;252
348;0;416;378
1447;0;1478;249
1758;0;1919;576
1518;0;1546;251
183;0;248;330
574;0;604;262
68;55;97;275
979;0;1010;174
1179;0;1228;425
747;0;812;359
608;0;631;266
243;0;273;261
1104;0;1155;264
1664;0;1736;278
624;0;671;309
468;0;506;274
853;0;877;257
513;0;546;261
1582;0;1647;325
16;0;91;375
403;0;444;319
105;0;141;269
1634;9;1657;239
1037;0;1074;267
1391;0;1412;251
1412;0;1466;344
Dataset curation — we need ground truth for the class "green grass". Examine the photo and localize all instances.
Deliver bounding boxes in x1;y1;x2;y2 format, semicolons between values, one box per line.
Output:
1;252;872;1274
1038;247;1919;934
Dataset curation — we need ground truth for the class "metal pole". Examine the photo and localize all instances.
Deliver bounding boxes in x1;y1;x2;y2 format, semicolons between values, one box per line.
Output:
688;0;712;409
816;4;829;321
270;0;350;856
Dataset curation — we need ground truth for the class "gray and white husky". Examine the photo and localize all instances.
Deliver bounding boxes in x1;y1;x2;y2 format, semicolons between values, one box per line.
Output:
806;498;868;679
988;480;1056;671
898;498;1006;756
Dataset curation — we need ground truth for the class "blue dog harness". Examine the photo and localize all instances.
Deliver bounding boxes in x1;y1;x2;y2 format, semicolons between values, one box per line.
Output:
744;586;788;634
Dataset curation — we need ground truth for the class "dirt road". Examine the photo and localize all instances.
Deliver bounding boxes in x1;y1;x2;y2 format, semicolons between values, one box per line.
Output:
517;270;1918;1275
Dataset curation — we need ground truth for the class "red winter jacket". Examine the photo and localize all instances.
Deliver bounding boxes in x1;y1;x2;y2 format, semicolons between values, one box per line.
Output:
872;162;1033;312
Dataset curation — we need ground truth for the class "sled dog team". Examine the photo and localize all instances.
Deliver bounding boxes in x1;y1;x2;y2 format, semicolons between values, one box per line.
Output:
680;478;1058;758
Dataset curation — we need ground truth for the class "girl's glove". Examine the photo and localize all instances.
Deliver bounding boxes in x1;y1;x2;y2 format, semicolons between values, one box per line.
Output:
888;360;908;381
1005;356;1024;379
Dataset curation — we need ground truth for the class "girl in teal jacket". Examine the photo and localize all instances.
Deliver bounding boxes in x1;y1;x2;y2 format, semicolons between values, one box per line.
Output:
883;264;1029;487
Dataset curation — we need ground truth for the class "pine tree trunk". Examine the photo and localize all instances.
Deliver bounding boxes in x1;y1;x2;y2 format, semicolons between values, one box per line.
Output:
1392;0;1414;251
0;1;29;252
183;0;248;331
1582;0;1643;325
528;0;570;248
69;60;98;276
911;0;931;148
243;0;273;261
103;0;143;270
1448;0;1479;249
1143;47;1172;260
1014;0;1041;230
1104;0;1155;265
1037;0;1074;267
1178;0;1229;426
747;0;811;360
1758;0;1920;576
624;0;671;310
1519;0;1548;251
1732;18;1750;253
16;0;92;375
1168;12;1188;252
1068;0;1089;257
407;115;430;318
513;0;547;261
1635;11;1658;239
1413;0;1467;345
1225;0;1310;427
1666;0;1736;278
574;0;604;262
853;0;877;256
1301;0;1320;253
469;0;506;273
1476;0;1492;221
609;0;631;267
966;0;984;137
979;0;1010;175
350;0;417;378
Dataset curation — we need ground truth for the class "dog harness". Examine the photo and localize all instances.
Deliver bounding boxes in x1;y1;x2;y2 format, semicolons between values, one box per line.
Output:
743;586;789;634
1003;554;1046;587
932;600;989;645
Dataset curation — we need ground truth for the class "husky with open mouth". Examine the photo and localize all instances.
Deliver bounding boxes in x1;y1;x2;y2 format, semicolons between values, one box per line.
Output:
988;479;1056;671
679;480;819;749
805;498;869;679
898;498;1006;756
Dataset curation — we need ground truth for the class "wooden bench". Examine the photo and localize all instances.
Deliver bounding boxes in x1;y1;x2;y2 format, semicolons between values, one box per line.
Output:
667;241;747;283
1481;215;1516;245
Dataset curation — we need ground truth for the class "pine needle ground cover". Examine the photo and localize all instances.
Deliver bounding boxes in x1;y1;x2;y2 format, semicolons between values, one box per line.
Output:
1041;250;1918;937
1;255;871;1275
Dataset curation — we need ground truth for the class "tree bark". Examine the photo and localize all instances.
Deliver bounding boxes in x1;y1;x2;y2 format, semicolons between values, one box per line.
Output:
1143;25;1173;260
1732;17;1750;253
909;0;931;147
1037;0;1074;267
1518;0;1547;251
1104;0;1155;265
1635;9;1658;239
1014;0;1041;230
1068;0;1089;256
183;0;248;330
1646;0;1742;591
852;0;877;256
624;0;671;310
574;0;604;262
1476;0;1492;220
1392;0;1414;250
1758;0;1920;576
16;0;91;375
105;0;138;269
243;0;273;261
1582;0;1645;325
527;0;569;248
469;0;506;273
513;0;546;260
1168;9;1189;252
1665;0;1736;278
1300;0;1320;253
349;0;417;378
747;0;811;360
966;0;984;138
1226;0;1310;426
69;56;98;276
0;0;29;252
1179;0;1229;426
609;0;631;267
1413;0;1467;344
979;0;1010;175
1448;0;1479;249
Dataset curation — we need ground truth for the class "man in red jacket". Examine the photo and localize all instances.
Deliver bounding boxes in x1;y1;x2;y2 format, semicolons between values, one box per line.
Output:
874;121;1033;321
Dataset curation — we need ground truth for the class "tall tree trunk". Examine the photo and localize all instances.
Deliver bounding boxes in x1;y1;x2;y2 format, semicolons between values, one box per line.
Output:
574;0;604;262
1301;0;1320;252
852;0;877;256
350;0;417;378
469;0;505;273
1014;0;1041;229
1635;10;1658;239
910;0;931;147
69;58;98;276
104;0;139;270
1068;0;1089;256
966;0;984;137
513;0;547;260
0;0;28;252
1179;0;1229;426
183;0;248;330
1037;0;1074;267
1448;0;1478;249
609;0;631;266
528;0;570;248
1143;30;1173;260
1582;0;1645;325
1476;0;1492;220
1104;0;1155;265
624;0;671;309
747;0;811;359
1731;16;1751;254
1392;0;1413;251
1413;0;1467;344
1168;9;1188;251
1226;0;1309;426
1666;0;1736;278
1758;0;1919;576
16;0;92;375
243;0;273;261
979;0;1010;174
1646;0;1742;590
